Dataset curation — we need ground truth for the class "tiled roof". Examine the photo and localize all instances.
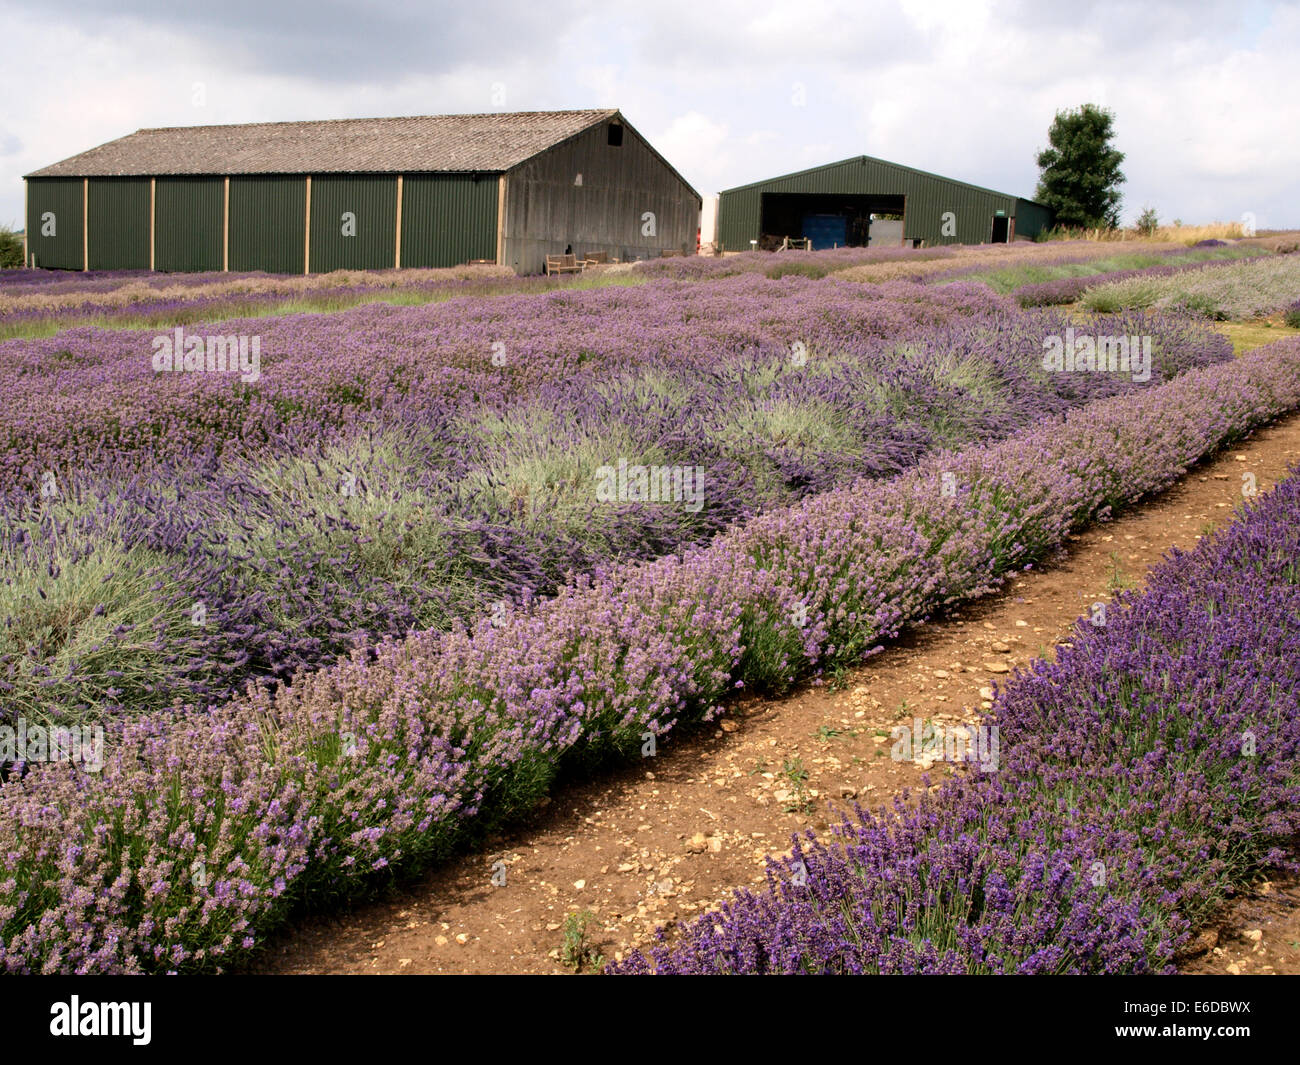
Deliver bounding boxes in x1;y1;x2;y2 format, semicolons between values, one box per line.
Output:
26;110;621;177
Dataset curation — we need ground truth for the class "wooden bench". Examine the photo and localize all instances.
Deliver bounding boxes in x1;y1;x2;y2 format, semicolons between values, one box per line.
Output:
582;251;609;266
545;253;584;275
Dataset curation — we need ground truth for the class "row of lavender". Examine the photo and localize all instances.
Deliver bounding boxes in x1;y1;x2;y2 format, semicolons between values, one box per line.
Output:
1011;256;1245;306
1081;253;1300;319
632;244;961;280
0;263;513;303
0;243;970;337
0;266;535;340
634;239;1206;283
614;464;1300;974
2;337;1298;973
1;280;1228;724
0;240;1275;341
0;276;1003;481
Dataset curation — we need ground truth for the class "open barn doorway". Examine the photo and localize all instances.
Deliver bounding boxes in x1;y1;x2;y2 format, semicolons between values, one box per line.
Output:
991;215;1010;243
759;192;905;250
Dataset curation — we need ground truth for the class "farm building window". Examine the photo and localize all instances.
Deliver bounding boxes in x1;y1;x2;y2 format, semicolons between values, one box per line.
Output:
607;123;623;146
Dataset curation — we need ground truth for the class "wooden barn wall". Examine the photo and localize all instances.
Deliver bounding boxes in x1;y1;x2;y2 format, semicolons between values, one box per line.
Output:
502;120;701;274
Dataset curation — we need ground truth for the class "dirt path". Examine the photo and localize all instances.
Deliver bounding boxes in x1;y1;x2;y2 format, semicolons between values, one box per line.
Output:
1179;872;1300;975
247;410;1300;975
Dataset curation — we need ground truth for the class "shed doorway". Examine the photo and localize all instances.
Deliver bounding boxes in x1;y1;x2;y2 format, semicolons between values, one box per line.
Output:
758;192;904;250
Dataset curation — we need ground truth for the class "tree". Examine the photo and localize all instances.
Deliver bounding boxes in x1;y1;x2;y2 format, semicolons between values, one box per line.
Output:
0;225;22;269
1034;104;1126;229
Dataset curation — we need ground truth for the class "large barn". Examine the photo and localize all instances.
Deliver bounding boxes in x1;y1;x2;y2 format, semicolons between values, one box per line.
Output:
717;155;1053;250
23;109;701;275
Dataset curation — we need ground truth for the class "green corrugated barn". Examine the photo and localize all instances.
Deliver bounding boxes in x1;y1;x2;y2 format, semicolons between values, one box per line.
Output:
717;155;1053;251
23;110;700;275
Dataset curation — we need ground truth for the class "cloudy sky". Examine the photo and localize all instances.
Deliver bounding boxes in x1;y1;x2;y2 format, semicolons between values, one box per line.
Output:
1;0;1296;230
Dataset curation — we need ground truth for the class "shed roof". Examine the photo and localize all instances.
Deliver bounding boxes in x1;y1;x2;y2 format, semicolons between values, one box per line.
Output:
721;154;1049;210
26;109;622;178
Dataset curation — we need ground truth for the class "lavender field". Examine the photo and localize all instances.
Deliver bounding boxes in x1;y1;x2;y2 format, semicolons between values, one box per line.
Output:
613;464;1300;974
1;244;1298;974
1082;253;1300;318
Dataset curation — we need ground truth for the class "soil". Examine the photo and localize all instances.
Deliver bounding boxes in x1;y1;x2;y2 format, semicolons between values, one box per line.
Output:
246;409;1300;977
1178;872;1300;976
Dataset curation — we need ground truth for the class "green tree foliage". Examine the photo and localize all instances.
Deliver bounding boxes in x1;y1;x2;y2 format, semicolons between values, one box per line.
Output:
1135;206;1159;236
0;226;23;269
1035;104;1126;229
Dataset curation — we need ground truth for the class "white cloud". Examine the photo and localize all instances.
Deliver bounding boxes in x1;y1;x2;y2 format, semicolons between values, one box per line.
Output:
654;111;731;195
2;0;1297;232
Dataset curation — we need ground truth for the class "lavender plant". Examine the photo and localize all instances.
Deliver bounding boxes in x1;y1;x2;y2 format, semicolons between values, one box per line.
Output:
1;291;1230;725
612;467;1300;974
1083;254;1300;319
2;338;1298;973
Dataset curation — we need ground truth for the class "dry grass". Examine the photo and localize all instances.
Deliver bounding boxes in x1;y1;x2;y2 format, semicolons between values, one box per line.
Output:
1239;233;1300;254
1042;221;1289;246
830;239;1190;284
0;263;517;316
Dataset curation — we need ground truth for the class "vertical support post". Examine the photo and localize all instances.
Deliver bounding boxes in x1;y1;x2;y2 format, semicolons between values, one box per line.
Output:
82;178;89;271
22;179;28;267
496;174;507;265
303;175;312;275
149;177;156;271
394;174;403;269
223;177;230;271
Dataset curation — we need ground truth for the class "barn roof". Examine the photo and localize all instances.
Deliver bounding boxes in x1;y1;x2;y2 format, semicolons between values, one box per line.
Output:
26;109;623;178
720;154;1042;205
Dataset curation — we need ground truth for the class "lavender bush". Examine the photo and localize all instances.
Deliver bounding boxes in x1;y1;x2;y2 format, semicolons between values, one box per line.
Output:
0;275;1007;483
930;244;1261;299
2;337;1299;973
612;467;1300;974
1;288;1229;724
1083;254;1300;319
631;245;960;280
1013;255;1260;307
0;266;556;340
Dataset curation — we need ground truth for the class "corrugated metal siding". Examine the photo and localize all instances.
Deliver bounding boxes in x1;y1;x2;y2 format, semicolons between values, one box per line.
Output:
87;178;151;270
1015;198;1054;239
25;178;84;269
228;175;306;273
155;177;224;271
309;174;398;272
399;174;498;268
502;119;700;274
719;157;1021;249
